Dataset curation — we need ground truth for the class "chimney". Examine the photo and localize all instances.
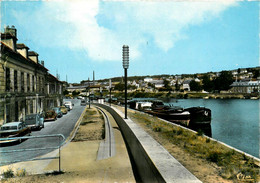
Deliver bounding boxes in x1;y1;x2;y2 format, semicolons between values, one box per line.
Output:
5;25;17;37
16;43;29;59
41;60;45;66
1;25;18;51
28;51;39;64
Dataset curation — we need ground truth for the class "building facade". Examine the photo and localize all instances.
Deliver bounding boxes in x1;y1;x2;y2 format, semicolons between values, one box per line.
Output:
0;26;63;126
230;80;260;94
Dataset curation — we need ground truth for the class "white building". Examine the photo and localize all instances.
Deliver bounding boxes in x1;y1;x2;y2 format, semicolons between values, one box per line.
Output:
144;77;153;83
230;80;260;93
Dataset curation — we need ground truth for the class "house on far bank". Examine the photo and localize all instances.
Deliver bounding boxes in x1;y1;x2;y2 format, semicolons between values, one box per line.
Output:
183;80;192;91
151;80;164;88
144;77;153;83
230;79;260;94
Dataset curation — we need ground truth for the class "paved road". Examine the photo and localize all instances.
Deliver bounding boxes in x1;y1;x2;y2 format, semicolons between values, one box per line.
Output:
0;99;85;166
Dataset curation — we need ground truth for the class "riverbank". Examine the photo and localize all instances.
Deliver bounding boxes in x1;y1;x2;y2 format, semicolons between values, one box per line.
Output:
113;105;260;183
112;91;259;100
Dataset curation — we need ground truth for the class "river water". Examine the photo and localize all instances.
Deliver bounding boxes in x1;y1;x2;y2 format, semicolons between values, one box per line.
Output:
160;98;259;158
132;98;259;158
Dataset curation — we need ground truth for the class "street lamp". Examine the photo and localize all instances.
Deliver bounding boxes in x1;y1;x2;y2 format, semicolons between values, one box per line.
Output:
109;79;112;107
122;45;129;119
88;78;90;109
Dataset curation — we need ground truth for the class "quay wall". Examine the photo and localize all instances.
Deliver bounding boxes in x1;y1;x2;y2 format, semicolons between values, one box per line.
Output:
94;103;202;183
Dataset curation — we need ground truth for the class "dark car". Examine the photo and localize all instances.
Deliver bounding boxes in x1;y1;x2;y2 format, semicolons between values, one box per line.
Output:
81;100;86;106
52;107;63;118
24;113;44;130
44;110;57;121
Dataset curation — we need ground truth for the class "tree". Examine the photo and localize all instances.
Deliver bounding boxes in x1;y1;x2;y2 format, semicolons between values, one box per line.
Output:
63;90;69;96
72;90;80;96
148;82;155;88
114;83;124;91
214;71;234;91
253;70;260;79
189;80;201;91
202;75;214;92
175;80;180;91
163;79;172;91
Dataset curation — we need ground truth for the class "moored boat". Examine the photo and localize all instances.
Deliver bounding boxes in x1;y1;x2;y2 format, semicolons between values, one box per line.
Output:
145;100;191;126
184;107;211;124
146;107;190;126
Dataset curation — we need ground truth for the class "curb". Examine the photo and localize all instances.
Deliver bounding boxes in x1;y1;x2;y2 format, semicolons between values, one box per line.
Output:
63;106;88;145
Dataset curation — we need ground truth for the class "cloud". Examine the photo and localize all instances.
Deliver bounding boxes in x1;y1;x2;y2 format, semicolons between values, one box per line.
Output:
11;0;237;62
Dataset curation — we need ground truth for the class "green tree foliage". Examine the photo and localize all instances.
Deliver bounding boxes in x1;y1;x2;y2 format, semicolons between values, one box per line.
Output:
63;90;69;96
175;80;180;91
163;79;172;91
148;82;155;88
128;85;137;90
72;90;80;96
252;70;260;79
189;80;201;91
202;75;214;92
114;83;125;91
214;71;234;91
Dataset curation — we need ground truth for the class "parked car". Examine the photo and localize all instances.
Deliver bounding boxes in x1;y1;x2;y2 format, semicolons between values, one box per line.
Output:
64;101;73;110
24;113;44;130
44;110;57;121
64;105;70;111
81;100;86;106
52;107;63;118
59;106;68;114
0;122;31;143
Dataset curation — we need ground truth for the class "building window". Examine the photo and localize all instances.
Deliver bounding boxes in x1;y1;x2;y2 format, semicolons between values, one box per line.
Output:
5;68;11;92
21;72;24;92
14;70;18;92
27;74;30;92
32;76;35;92
30;100;33;114
42;78;44;93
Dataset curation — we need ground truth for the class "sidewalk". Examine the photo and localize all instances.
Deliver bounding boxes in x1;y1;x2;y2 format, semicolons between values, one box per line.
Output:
44;108;135;182
0;107;135;183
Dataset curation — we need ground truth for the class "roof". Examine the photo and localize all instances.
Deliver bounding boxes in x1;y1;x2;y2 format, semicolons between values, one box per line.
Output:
231;81;260;87
47;73;61;82
1;41;48;72
183;80;192;84
28;51;39;56
1;32;18;41
17;43;29;49
2;122;22;127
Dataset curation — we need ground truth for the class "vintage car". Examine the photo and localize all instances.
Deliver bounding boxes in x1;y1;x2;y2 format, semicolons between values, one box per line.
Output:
44;110;57;121
64;105;70;111
80;99;86;106
64;101;73;110
24;113;44;130
0;122;31;143
59;106;68;114
52;107;63;118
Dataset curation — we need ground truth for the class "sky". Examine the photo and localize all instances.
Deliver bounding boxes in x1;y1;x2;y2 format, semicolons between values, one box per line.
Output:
0;0;259;83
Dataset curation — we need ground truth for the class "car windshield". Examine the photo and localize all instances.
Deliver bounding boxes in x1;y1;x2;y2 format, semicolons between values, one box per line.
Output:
52;108;59;112
25;115;36;120
1;126;17;130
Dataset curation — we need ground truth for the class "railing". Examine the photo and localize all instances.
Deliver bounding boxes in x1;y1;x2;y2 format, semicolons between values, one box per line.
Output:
0;134;65;172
